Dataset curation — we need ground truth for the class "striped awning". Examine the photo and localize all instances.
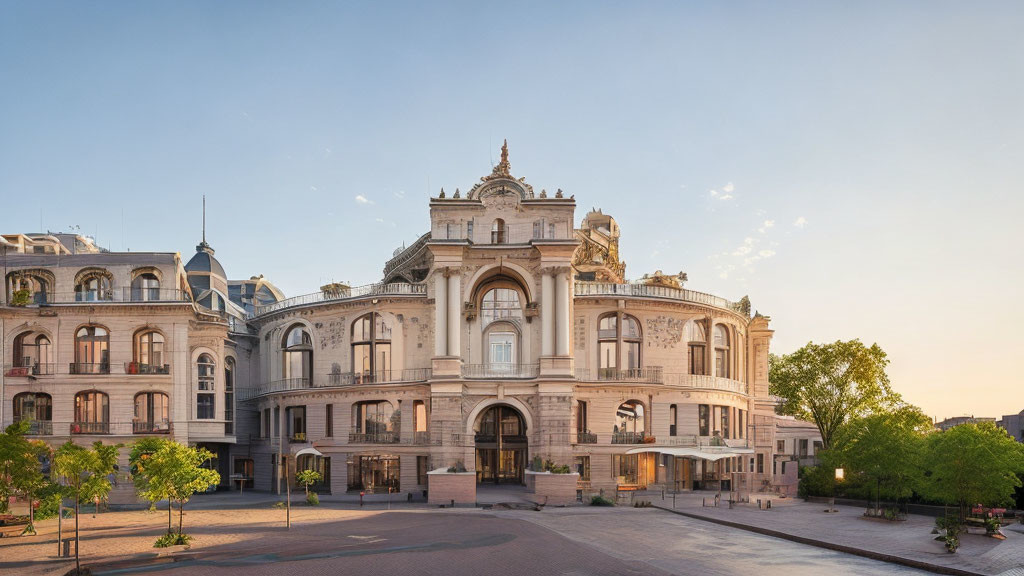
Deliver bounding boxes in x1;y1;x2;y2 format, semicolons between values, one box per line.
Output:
624;445;755;462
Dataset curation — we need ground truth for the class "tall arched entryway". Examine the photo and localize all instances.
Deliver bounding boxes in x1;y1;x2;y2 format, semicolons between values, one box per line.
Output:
474;404;527;484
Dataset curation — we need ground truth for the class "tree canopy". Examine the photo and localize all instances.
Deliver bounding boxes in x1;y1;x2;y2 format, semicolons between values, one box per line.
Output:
920;422;1024;517
770;339;897;449
0;421;49;517
135;440;219;535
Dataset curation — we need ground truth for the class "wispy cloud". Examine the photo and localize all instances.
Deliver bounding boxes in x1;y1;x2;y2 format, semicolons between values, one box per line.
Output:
722;182;735;193
794;216;808;228
394;190;405;199
355;194;373;205
375;217;384;223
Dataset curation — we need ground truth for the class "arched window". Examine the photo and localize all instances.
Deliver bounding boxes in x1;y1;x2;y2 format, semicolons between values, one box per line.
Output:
613;400;645;443
197;354;216;419
224;357;235;435
481;288;522;325
74;391;110;434
714;324;730;378
131;272;160;301
7;271;51;304
12;331;53;375
352;314;391;382
282;324;313;382
75;270;112;302
133;330;167;374
687;320;707;376
491;218;506;244
352;400;398;442
74;326;109;374
13;392;52;434
133;392;170;433
597;313;642;379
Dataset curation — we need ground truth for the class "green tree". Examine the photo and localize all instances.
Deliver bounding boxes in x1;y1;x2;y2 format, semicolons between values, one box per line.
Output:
0;421;50;533
769;339;897;449
831;405;930;510
54;441;120;575
142;441;220;536
921;422;1024;520
296;469;322;497
129;438;173;532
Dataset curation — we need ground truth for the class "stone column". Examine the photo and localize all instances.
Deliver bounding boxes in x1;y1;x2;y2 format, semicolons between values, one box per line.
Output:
555;270;570;356
541;272;554;356
705;316;714;376
434;272;447;356
447;271;461;358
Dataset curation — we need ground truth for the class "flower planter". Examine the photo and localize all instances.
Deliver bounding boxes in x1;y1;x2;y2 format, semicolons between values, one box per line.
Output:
526;471;580;506
427;469;475;506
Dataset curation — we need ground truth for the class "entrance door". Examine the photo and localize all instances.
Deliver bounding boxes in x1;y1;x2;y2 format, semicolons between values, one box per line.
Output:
474;405;527;484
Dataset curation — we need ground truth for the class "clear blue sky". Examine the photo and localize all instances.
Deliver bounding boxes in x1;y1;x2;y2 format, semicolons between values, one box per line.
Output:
2;1;1022;419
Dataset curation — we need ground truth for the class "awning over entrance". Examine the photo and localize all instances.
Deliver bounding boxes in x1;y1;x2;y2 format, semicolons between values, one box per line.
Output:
294;447;324;457
624;445;754;462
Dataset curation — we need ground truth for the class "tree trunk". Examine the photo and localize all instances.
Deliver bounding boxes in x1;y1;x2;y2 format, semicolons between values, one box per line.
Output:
168;499;172;533
876;478;880;512
178;500;184;535
74;497;80;573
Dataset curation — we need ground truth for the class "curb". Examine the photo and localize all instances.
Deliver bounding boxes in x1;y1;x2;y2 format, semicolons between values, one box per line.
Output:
652;505;986;576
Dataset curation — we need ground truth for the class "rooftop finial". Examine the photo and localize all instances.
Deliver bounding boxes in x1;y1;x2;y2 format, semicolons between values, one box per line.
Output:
486;138;512;179
202;195;206;244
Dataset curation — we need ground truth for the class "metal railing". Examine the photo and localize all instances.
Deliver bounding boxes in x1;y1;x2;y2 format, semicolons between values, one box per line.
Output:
327;368;433;386
71;421;111;435
575;431;598;444
4;363;57;377
462;363;540;379
574;282;745;315
240;368;433;401
69;362;110;375
348;432;400;444
16;420;53;435
611;432;650;444
413;431;431;445
575;366;663;383
289;432;307;443
10;289;191;305
662;373;748;394
124;362;171;375
132;419;172;434
251;282;425;318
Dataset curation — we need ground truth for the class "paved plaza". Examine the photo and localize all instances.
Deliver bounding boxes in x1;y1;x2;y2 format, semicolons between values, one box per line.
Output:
0;492;1021;576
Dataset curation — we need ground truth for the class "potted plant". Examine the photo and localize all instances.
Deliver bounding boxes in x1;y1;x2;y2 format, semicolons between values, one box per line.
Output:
9;290;31;307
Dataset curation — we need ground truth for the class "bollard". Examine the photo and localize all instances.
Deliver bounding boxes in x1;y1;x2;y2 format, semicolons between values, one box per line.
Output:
767;500;772;510
360;491;365;507
450;499;455;508
62;539;70;558
673;493;676;508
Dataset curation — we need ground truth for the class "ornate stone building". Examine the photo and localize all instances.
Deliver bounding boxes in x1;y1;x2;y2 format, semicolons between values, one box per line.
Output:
1;143;785;501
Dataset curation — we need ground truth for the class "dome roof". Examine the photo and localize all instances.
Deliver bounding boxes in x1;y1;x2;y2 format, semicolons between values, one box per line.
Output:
184;242;226;278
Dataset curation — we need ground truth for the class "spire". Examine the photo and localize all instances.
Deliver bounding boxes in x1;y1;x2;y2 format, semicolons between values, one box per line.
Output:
196;195;214;254
484;138;513;180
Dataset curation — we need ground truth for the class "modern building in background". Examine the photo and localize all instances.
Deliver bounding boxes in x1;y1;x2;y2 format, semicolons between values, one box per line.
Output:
1;144;795;500
997;411;1024;443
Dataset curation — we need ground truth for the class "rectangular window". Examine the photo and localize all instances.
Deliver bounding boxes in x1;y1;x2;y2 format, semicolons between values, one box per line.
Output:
738;409;745;439
777;439;785;452
721;408;730;439
698;404;710;436
575;456;591;481
799;439;808;457
273;407;280;437
689;345;705;375
669;404;677;436
466;220;473;241
326;404;334;437
757;453;764;474
417;455;429;486
576;401;588;434
286;406;306;441
611;454;639;484
262;409;270;438
414;400;427;433
548;223;556;239
197;394;215;419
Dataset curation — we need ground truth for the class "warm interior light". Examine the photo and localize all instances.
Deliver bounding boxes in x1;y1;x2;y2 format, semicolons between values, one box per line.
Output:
835;468;844;481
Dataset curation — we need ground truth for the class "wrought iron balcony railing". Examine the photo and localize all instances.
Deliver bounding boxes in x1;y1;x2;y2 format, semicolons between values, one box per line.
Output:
125;362;171;375
348;432;400;444
251;282;425;318
132;419;172;434
4;363;57;377
611;432;649;444
575;366;663;383
15;420;53;435
71;421;111;435
574;282;747;316
69;362;110;375
662;373;747;394
575;431;598;444
9;289;191;306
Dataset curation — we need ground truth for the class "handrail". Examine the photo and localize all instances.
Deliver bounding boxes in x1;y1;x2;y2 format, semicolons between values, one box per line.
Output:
575;366;663;383
251;282;425;318
462;363;540;379
574;282;747;316
5;288;191;306
240;368;433;401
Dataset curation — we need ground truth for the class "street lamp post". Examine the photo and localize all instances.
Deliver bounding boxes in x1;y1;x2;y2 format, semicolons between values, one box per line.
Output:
828;468;844;513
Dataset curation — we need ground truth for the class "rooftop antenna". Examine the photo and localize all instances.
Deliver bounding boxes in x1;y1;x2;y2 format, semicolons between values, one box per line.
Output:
202;195;206;244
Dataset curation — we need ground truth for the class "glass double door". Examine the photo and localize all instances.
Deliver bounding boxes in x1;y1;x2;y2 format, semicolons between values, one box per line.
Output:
476;448;525;484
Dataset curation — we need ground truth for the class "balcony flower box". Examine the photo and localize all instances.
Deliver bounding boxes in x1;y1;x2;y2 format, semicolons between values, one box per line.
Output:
5;367;29;377
642;436;657;444
127;362;139;374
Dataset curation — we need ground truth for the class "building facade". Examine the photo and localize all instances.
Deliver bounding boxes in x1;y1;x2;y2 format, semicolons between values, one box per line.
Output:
1;144;791;500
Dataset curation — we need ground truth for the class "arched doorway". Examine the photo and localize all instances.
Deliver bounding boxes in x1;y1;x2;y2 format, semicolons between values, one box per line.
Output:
474;404;527;484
